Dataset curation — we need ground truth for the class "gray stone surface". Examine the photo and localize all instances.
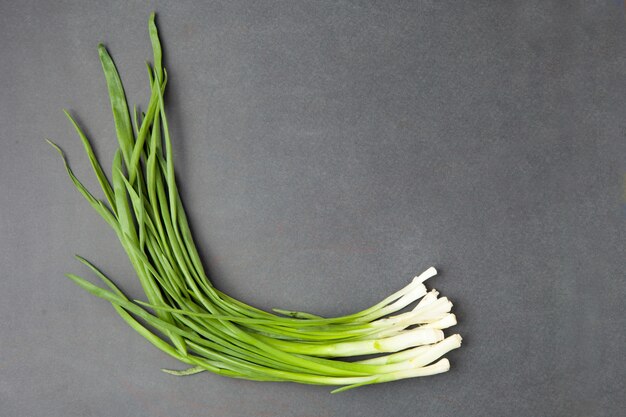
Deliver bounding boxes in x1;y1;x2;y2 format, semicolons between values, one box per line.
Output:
1;1;625;416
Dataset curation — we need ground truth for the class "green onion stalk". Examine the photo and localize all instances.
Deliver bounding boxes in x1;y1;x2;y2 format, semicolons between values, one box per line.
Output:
49;13;462;393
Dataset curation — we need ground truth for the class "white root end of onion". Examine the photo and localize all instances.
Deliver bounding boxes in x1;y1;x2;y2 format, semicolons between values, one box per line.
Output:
376;283;427;317
421;313;457;329
413;266;437;284
366;268;437;322
413;289;439;311
409;334;463;368
358;333;461;366
375;328;444;352
378;358;450;383
411;297;453;323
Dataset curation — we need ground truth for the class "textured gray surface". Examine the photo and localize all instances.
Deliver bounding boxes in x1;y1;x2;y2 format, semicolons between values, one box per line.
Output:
1;1;625;416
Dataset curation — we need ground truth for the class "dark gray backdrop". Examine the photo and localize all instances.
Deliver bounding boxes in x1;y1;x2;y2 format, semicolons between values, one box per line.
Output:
1;1;625;416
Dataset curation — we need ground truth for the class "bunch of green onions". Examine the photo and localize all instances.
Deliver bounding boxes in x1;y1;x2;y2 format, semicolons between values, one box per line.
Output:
50;14;462;393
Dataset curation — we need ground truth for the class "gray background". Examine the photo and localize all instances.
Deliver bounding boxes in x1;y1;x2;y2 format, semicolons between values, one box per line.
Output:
1;1;625;416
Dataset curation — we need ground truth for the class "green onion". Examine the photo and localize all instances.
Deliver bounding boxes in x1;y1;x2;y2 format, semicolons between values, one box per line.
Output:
49;13;462;392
